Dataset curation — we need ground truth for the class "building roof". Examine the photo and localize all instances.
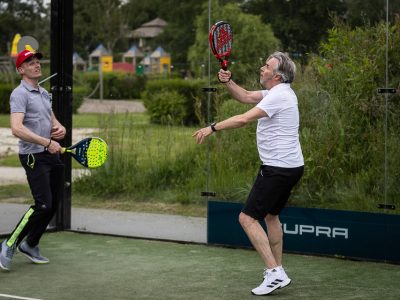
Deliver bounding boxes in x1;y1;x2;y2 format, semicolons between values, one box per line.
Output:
150;46;170;58
123;45;144;58
141;18;168;27
73;52;85;64
130;18;167;39
89;44;110;57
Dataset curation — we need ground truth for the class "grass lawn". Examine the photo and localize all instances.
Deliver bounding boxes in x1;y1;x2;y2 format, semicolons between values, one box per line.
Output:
0;114;9;127
0;112;149;128
0;110;204;217
0;184;207;217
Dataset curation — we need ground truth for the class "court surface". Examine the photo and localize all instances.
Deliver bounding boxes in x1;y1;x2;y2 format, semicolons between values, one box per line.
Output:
0;232;399;300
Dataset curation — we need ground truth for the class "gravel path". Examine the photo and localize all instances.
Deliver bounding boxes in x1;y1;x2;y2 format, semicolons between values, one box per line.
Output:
77;99;145;114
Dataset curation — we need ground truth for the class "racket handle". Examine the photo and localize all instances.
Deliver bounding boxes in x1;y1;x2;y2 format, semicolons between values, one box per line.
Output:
217;68;232;83
221;60;228;71
61;147;66;154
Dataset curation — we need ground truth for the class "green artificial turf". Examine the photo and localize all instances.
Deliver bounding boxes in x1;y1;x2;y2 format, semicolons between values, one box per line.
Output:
0;232;399;300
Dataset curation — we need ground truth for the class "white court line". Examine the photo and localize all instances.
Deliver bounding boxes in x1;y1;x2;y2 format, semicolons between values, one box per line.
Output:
0;294;42;300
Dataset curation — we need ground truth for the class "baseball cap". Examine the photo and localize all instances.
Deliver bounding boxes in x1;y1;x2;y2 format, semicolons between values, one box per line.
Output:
16;50;43;68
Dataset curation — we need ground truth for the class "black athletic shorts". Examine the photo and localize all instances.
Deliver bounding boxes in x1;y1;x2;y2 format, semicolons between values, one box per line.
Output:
242;165;304;220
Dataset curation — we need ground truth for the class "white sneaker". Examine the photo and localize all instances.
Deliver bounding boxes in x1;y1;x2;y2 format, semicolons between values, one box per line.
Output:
251;268;285;296
278;266;291;288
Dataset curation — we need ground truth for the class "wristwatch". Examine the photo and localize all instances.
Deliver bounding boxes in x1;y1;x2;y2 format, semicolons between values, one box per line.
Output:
210;122;217;132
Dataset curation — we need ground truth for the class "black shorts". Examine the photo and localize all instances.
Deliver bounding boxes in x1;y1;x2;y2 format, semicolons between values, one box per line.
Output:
242;165;304;220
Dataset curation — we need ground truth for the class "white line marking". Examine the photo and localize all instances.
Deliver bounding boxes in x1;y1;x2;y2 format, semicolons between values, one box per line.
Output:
0;294;43;300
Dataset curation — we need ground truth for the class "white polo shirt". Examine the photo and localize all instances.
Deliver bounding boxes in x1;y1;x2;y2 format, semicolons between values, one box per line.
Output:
256;83;304;168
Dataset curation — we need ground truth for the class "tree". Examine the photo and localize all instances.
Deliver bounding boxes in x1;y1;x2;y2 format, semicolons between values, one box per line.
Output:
241;0;347;56
120;0;206;70
74;0;124;57
0;0;49;55
241;0;400;58
344;0;400;27
151;0;206;69
297;18;400;205
188;0;280;81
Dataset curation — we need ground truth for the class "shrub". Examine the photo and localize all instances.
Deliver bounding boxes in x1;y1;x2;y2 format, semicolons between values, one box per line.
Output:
72;86;89;113
73;113;200;205
142;78;207;125
1;82;86;114
83;71;147;100
143;90;188;125
0;84;13;114
294;18;400;210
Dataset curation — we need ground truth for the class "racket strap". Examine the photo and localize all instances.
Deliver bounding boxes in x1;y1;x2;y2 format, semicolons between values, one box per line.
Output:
27;153;35;169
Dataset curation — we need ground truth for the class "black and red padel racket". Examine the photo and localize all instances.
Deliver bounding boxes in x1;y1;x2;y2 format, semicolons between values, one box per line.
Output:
209;21;233;71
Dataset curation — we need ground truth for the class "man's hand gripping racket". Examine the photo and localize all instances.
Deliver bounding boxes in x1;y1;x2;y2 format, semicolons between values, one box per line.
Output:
61;137;108;169
209;21;233;83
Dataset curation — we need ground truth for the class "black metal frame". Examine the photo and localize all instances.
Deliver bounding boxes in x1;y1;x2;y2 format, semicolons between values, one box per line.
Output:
50;0;73;230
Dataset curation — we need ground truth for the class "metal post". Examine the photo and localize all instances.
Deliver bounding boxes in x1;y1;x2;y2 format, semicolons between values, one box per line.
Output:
50;0;73;230
99;57;103;100
200;0;216;199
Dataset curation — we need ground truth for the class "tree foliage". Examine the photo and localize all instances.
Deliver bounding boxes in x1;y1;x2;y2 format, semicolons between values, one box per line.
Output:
241;0;400;58
0;0;49;55
74;0;124;57
295;17;400;207
344;0;400;27
120;0;208;68
188;0;280;81
242;0;347;56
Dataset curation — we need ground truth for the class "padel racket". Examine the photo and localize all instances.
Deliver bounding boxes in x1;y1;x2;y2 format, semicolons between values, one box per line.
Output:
61;137;108;169
209;21;233;70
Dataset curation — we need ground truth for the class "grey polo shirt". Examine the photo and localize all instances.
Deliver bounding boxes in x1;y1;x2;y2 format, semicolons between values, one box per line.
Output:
10;80;52;154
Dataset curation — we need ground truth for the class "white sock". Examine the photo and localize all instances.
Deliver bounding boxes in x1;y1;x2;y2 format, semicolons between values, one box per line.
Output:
266;267;281;274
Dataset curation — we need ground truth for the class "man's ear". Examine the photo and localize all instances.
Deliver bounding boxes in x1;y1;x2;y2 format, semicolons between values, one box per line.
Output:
17;66;24;75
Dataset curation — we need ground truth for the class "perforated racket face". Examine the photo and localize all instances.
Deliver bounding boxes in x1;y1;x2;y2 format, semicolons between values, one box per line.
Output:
86;138;108;168
210;21;233;58
68;137;108;168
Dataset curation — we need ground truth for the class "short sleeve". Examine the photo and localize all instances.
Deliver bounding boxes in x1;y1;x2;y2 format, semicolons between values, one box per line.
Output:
10;90;28;114
256;92;281;118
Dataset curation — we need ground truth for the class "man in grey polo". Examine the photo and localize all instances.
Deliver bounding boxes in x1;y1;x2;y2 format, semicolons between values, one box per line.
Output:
0;50;66;271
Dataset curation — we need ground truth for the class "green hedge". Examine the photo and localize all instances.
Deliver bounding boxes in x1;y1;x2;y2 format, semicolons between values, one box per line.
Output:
0;83;87;114
83;71;147;99
0;84;13;114
72;86;89;113
142;78;207;125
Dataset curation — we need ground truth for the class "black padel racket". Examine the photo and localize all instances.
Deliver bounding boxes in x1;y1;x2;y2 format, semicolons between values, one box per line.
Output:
61;137;108;169
209;21;233;70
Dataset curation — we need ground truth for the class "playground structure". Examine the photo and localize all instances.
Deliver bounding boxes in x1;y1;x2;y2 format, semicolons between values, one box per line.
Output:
88;43;171;75
4;17;171;78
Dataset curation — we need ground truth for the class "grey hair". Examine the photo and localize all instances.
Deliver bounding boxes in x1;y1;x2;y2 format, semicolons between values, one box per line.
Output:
267;51;296;83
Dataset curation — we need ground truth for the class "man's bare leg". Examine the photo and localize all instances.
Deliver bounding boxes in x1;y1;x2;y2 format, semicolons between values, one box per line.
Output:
238;212;278;269
264;214;283;266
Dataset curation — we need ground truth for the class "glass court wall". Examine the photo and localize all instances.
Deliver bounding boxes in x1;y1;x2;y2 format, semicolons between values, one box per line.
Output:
0;0;398;261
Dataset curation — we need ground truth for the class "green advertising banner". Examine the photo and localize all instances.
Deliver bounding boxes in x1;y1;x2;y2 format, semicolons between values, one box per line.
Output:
207;201;400;263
